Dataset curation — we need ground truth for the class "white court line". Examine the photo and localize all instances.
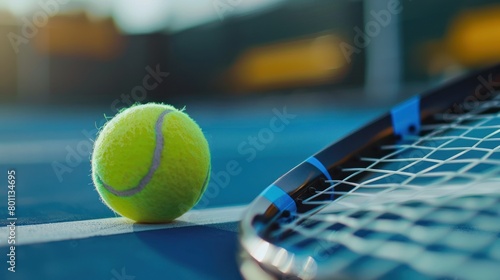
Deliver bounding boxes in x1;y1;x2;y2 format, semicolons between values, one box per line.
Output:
0;205;247;246
0;139;83;164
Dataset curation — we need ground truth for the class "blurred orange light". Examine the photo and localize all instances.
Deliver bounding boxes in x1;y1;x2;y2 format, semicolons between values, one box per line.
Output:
227;34;349;93
35;13;124;60
447;5;500;67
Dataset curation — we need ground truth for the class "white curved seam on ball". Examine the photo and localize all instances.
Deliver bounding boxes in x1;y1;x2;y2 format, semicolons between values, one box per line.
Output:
201;164;211;189
195;163;211;202
99;108;173;196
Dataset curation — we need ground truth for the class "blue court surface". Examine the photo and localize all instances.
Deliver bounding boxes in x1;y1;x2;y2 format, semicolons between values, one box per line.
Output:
0;98;386;280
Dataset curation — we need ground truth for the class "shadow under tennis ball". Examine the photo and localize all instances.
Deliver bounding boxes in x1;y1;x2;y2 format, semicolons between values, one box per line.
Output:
132;222;242;279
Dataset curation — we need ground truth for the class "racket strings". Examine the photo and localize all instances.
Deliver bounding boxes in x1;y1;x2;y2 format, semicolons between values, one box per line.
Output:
276;188;500;279
266;96;500;279
317;102;500;202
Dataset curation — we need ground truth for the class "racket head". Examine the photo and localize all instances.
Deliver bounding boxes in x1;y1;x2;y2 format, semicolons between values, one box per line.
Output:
239;64;500;280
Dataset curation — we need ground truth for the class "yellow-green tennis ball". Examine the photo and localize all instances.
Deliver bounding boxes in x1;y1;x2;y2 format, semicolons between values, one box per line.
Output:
91;103;210;223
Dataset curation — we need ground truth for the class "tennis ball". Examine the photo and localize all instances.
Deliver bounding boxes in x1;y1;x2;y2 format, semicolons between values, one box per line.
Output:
91;103;210;223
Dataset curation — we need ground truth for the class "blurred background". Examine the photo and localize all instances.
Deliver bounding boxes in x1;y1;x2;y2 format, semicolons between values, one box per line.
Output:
1;0;500;222
1;0;499;105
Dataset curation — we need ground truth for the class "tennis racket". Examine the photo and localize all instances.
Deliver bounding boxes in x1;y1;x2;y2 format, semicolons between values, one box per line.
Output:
239;64;500;280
